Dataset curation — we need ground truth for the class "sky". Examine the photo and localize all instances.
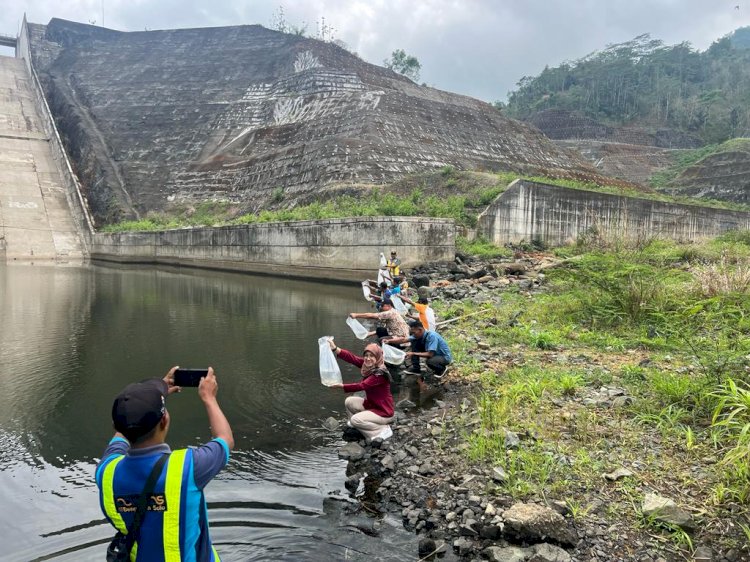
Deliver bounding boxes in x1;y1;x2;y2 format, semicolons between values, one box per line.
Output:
2;1;750;102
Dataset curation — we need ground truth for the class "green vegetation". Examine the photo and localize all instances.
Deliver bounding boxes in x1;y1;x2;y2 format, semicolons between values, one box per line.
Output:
383;48;422;82
438;233;750;553
651;138;750;189
650;144;720;188
506;32;750;144
456;236;511;259
102;172;515;232
102;166;750;233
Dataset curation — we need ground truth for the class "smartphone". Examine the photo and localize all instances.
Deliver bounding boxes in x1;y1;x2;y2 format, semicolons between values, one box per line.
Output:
173;368;209;387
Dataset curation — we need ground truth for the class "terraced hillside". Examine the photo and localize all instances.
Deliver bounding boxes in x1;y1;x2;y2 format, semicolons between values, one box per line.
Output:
27;18;613;226
661;139;750;204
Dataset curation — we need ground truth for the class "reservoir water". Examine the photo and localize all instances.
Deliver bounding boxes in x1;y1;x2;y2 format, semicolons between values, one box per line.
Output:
0;264;419;561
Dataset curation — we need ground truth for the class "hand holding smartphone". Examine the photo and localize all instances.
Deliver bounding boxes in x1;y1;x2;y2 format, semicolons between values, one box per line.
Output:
173;368;209;387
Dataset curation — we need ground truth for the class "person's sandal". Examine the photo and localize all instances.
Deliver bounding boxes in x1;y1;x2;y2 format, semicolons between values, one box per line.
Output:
433;366;450;379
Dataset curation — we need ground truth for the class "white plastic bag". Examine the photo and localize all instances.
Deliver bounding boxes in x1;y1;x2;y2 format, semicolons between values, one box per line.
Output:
346;317;369;340
382;343;406;365
391;295;408;314
318;336;342;386
361;281;373;302
379;252;387;268
377;268;392;286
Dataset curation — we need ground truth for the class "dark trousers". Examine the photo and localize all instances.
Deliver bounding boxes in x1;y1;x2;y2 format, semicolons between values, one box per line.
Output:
410;338;450;375
377;327;406;351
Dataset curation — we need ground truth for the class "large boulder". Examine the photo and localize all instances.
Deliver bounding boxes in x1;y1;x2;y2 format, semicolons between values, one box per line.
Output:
338;442;365;461
641;493;695;530
411;274;431;288
502;503;576;546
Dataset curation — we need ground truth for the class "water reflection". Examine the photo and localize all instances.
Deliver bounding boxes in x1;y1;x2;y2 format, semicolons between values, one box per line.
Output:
0;264;417;561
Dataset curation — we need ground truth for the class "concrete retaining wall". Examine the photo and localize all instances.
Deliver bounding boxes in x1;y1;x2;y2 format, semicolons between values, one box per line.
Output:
90;217;455;281
17;17;95;245
478;180;750;246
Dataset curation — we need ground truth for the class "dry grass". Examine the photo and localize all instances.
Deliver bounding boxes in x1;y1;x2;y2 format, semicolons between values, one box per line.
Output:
692;252;750;296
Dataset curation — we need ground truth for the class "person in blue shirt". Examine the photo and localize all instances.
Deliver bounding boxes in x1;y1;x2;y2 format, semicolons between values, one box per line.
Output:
372;281;402;311
386;320;453;378
95;367;234;562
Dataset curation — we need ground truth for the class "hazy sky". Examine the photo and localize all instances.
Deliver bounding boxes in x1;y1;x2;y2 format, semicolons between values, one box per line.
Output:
2;1;749;102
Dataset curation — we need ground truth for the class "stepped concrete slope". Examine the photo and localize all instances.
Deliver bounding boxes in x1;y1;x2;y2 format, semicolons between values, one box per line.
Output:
524;109;698;187
27;18;611;226
0;55;84;262
666;147;750;204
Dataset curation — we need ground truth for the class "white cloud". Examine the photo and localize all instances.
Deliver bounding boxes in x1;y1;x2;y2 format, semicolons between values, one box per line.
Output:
2;0;750;102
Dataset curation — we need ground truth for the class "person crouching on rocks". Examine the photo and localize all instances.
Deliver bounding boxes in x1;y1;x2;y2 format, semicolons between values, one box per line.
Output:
326;339;394;442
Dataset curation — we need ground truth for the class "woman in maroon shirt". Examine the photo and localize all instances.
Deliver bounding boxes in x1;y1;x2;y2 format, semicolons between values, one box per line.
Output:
327;339;395;442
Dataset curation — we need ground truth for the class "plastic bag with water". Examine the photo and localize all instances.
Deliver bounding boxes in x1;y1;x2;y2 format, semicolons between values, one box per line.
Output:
379;252;387;268
382;343;406;365
318;336;342;386
361;281;373;301
346;316;369;340
377;268;392;286
391;295;408;314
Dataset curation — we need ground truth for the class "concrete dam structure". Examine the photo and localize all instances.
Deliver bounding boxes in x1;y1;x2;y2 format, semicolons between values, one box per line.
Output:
25;18;605;227
4;16;748;272
0;55;85;262
478;179;750;246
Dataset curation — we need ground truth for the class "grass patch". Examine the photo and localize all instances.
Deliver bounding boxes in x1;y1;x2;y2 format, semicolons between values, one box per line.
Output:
435;233;750;553
456;236;511;259
101;164;750;233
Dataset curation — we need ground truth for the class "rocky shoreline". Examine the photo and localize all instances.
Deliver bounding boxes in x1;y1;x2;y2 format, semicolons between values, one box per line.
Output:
329;252;738;562
336;253;583;561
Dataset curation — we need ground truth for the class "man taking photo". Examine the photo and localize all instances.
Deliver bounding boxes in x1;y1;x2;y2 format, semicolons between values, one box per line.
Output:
95;366;233;561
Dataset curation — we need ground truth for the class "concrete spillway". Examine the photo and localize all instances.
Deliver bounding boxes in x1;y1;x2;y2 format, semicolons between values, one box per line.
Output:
0;55;84;262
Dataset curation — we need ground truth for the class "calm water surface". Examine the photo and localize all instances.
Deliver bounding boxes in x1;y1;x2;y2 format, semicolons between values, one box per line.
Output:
0;264;420;561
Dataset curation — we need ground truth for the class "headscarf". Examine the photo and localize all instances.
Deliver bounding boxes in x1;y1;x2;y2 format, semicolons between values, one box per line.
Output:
361;343;391;381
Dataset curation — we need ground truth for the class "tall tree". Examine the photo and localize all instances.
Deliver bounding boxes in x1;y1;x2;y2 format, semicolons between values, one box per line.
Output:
505;31;750;144
384;49;421;82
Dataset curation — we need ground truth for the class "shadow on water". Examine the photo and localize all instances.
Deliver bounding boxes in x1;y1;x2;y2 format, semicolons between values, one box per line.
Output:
1;263;423;561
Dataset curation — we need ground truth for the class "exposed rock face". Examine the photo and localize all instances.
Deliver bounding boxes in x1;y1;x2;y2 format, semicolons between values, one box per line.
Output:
28;18;606;225
554;140;680;188
524;109;701;188
667;149;750;204
526;109;702;149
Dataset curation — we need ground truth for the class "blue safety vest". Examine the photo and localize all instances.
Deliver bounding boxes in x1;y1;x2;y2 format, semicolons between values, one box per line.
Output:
97;449;220;562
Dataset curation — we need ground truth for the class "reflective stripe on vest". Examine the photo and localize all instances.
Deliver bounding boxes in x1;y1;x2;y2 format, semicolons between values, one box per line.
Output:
102;456;140;561
102;456;127;533
101;449;221;562
164;449;187;561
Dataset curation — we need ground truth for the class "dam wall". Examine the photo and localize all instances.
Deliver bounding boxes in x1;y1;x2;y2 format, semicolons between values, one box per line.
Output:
0;51;84;261
89;217;455;281
478;180;750;246
17;16;95;242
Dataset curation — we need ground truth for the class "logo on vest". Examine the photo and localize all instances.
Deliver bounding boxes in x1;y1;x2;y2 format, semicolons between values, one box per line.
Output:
115;494;167;513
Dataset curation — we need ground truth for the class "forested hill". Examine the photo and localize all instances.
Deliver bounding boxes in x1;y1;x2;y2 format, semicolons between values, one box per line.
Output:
505;28;750;145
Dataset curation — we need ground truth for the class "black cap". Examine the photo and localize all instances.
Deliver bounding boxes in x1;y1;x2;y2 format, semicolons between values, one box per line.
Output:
112;379;168;441
408;319;424;329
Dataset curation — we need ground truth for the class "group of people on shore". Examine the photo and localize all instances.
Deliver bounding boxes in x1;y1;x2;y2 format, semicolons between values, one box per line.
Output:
328;250;453;444
94;250;451;561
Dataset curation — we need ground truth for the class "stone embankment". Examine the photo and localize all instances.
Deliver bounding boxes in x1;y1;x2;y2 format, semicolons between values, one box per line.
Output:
325;252;734;562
